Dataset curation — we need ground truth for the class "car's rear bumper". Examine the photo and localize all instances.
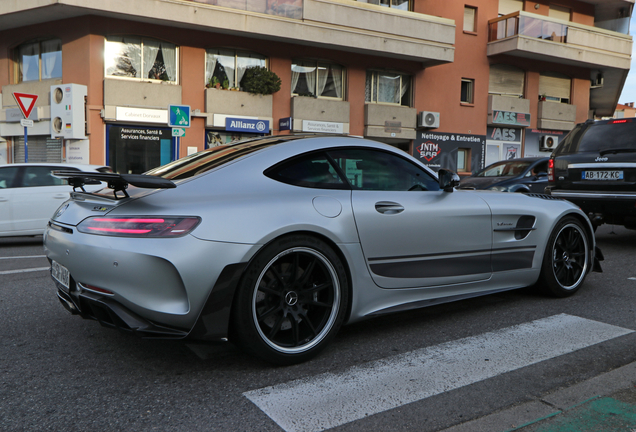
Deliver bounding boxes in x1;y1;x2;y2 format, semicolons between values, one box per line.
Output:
546;187;636;226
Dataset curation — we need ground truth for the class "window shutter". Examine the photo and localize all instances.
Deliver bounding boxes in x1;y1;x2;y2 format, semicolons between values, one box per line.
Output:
489;64;524;96
498;0;523;16
539;72;571;100
13;137;63;163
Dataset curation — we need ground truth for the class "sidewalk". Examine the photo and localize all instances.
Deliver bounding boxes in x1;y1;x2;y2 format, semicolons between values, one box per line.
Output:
442;362;636;432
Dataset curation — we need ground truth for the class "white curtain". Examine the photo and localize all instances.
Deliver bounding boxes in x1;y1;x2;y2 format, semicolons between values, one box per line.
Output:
316;65;329;97
126;40;142;78
291;64;301;93
400;75;410;103
237;56;264;88
162;43;176;82
304;66;316;96
205;52;217;85
143;39;160;79
332;65;343;99
378;73;400;103
41;39;61;80
19;43;38;82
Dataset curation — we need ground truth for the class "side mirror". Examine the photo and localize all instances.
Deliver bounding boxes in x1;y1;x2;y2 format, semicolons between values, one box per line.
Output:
438;169;460;192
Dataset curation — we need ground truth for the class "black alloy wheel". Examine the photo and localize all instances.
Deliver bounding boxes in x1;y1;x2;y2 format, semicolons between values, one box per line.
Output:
232;235;348;365
539;216;589;297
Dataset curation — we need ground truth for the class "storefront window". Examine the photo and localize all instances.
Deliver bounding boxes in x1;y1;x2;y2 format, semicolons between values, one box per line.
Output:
205;49;266;90
291;61;345;99
107;125;173;174
206;131;261;148
15;39;62;83
365;70;411;106
105;36;178;83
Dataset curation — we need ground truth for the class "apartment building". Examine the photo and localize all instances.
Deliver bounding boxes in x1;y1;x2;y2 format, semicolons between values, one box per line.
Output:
0;0;632;175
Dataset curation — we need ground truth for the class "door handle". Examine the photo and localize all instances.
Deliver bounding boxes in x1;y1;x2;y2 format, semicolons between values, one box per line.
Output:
375;201;404;215
54;194;67;199
0;197;7;202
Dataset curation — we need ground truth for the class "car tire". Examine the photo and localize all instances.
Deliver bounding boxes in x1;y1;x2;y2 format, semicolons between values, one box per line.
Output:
538;216;590;297
231;234;348;365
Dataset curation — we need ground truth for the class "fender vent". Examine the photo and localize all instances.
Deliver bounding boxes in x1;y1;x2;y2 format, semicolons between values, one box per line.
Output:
525;193;563;201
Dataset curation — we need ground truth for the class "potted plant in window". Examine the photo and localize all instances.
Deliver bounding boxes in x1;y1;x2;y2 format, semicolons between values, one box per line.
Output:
207;76;221;89
240;66;281;95
222;78;230;90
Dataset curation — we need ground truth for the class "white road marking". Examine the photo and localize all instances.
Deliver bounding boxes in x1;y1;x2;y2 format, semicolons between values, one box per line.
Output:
244;314;633;432
0;255;46;260
0;267;50;275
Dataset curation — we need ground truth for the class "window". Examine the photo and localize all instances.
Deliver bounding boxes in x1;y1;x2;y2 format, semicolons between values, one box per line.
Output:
21;166;67;187
539;72;570;103
366;71;412;106
267;153;347;189
457;148;471;173
461;78;474;104
549;5;571;21
355;0;410;10
0;166;19;189
291;60;345;99
328;148;439;191
15;39;62;83
206;49;266;90
105;36;178;82
464;6;477;32
489;64;524;97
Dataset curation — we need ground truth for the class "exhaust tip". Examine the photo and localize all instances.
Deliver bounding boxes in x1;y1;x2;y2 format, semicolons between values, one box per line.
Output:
57;292;79;314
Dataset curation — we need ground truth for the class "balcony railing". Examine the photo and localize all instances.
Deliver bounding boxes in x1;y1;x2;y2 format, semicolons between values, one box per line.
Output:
187;0;302;19
489;12;567;43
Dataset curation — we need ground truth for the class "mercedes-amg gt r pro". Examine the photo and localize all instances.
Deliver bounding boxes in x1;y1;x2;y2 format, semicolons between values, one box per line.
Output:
44;135;602;365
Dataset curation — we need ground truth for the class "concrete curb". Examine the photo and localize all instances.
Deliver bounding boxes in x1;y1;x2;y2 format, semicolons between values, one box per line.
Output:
440;362;636;432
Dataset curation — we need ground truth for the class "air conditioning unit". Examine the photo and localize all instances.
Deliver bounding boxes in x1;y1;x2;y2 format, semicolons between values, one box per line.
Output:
418;111;440;129
540;135;559;151
50;84;87;140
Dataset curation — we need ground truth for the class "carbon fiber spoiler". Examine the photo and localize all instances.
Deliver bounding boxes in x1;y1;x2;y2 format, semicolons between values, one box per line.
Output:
53;170;176;199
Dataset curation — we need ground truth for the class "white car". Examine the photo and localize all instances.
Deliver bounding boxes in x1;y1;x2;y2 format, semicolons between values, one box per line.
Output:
0;163;111;237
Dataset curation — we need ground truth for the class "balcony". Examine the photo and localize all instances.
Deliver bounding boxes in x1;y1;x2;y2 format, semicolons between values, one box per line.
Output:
487;11;632;116
204;88;273;128
0;0;455;66
364;104;416;141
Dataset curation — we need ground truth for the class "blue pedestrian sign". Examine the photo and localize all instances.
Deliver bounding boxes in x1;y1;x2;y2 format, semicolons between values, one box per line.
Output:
168;105;191;128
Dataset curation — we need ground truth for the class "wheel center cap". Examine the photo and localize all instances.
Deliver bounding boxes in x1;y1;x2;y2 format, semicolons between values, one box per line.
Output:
285;291;299;306
563;252;570;262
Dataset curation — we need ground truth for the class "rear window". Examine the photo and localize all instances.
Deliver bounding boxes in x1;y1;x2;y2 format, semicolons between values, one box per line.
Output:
555;119;636;155
145;137;285;180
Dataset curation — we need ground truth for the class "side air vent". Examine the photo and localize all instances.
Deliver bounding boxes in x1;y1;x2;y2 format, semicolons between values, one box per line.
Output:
515;215;536;240
525;193;563;201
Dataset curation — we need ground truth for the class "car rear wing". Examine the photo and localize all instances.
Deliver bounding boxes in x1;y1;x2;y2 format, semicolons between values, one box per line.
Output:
53;170;176;199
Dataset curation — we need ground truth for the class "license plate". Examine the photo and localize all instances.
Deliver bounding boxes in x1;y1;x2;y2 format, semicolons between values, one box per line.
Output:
51;260;70;290
582;170;623;180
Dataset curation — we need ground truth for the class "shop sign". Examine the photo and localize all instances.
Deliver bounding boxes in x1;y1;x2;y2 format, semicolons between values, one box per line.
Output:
413;132;485;172
116;107;167;124
226;117;269;133
302;120;343;134
279;117;292;131
487;127;522;142
492;110;531;127
6;108;39;122
384;121;402;133
66;139;90;164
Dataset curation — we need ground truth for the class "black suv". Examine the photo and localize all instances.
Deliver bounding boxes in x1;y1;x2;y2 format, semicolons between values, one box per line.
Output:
545;118;636;229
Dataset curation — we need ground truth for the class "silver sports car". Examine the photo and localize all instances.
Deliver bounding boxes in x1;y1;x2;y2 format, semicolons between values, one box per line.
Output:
44;135;602;364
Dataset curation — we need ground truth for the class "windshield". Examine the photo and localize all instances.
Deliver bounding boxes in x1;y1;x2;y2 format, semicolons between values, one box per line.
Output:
555;119;636;155
477;160;531;177
145;137;286;180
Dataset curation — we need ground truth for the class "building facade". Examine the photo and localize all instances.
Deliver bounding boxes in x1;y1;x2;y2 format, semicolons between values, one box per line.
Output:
0;0;632;174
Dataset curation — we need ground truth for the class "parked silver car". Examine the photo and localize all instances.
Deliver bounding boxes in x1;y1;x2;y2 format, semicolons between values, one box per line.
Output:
44;136;601;364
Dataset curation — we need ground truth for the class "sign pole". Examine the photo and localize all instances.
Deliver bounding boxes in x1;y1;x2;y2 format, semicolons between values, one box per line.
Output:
24;126;28;163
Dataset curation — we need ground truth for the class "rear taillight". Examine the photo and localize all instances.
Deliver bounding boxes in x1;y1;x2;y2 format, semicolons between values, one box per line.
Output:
548;159;555;182
77;216;200;237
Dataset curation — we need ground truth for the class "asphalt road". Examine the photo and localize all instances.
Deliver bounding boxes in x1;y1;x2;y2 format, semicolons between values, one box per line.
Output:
1;224;636;432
